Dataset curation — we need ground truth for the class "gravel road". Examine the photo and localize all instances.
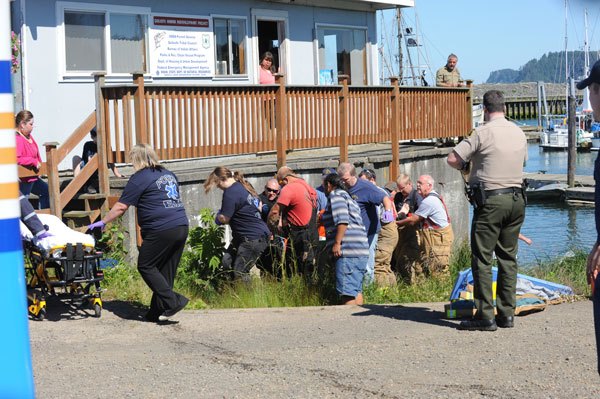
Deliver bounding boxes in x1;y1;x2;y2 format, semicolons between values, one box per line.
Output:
29;299;599;398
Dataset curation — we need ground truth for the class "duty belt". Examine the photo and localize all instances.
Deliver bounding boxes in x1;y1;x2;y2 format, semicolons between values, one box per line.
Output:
484;187;521;197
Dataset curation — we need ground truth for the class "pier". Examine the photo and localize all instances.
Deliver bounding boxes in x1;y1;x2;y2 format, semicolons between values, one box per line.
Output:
524;172;595;203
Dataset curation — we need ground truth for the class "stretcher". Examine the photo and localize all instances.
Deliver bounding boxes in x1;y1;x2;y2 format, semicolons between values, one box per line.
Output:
21;214;104;320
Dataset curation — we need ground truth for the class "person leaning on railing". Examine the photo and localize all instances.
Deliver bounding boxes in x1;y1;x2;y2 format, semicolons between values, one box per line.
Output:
15;110;50;209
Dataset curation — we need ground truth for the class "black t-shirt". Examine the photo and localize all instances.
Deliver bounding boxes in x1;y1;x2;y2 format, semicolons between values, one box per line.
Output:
221;182;270;241
119;167;188;235
82;141;97;164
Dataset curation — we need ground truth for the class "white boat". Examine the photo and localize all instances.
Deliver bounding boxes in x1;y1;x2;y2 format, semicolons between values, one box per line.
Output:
539;7;595;152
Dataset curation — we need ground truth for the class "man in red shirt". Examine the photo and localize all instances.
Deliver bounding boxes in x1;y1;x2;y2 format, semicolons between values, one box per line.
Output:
268;166;318;276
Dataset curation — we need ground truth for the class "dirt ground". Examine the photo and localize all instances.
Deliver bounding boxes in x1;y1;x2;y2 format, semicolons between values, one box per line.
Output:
29;299;599;398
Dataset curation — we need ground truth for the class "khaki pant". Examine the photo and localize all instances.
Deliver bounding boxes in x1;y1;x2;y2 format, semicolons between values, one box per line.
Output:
374;221;398;287
418;224;454;277
394;224;422;284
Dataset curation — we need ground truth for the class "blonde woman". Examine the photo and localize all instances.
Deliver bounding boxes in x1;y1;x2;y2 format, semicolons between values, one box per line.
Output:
204;167;270;282
88;144;189;322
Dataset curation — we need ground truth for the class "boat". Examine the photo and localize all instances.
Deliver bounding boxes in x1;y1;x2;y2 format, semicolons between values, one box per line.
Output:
524;178;568;201
539;7;595;152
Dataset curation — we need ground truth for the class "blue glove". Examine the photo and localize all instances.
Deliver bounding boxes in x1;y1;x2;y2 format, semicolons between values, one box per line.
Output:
37;231;52;240
215;211;223;226
381;210;394;224
88;220;106;231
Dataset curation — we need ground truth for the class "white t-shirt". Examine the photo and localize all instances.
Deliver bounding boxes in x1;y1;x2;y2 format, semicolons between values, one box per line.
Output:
415;191;449;229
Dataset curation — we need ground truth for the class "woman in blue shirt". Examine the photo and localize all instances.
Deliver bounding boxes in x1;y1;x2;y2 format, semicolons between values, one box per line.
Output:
88;144;189;322
204;167;270;282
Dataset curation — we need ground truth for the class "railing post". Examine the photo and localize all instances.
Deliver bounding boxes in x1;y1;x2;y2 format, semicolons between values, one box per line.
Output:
466;79;474;132
133;72;147;145
390;77;400;180
275;74;288;168
43;142;60;216
338;75;349;163
93;72;109;213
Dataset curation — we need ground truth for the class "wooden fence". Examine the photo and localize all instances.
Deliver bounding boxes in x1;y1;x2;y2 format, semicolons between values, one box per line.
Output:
97;74;472;180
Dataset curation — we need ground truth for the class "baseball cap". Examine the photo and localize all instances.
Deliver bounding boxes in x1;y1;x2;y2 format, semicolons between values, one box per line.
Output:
321;167;337;177
576;59;600;90
383;181;397;193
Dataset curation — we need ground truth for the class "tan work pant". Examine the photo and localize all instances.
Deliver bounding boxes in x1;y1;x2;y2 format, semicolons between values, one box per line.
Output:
373;221;398;287
419;224;454;277
394;224;422;284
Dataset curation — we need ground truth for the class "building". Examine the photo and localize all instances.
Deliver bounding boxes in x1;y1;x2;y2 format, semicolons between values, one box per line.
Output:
10;0;413;164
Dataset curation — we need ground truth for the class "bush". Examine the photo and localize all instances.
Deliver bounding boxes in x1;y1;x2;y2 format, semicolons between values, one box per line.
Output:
178;208;226;293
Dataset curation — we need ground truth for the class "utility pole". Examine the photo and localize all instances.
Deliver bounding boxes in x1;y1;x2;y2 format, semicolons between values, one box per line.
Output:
567;77;576;187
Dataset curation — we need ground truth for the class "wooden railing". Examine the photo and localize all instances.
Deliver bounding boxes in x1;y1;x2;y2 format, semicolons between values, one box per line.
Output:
41;110;109;219
96;74;473;180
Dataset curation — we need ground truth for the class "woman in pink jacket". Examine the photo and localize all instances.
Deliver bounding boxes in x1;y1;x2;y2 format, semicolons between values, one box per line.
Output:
16;110;49;209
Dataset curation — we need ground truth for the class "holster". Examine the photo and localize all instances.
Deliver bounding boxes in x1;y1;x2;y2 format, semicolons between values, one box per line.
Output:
465;182;486;209
521;180;528;206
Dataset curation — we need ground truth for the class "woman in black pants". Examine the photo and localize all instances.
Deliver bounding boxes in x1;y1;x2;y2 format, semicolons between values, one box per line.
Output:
88;144;189;322
204;166;270;282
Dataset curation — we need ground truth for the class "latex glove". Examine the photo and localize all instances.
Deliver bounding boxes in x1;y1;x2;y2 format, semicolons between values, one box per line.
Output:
381;210;394;223
88;220;106;231
37;231;52;240
215;211;223;226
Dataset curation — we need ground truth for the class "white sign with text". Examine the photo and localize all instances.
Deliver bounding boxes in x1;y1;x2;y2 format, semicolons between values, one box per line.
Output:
149;14;214;78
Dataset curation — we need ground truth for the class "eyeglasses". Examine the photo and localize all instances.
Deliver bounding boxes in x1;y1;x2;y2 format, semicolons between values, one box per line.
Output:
266;188;279;193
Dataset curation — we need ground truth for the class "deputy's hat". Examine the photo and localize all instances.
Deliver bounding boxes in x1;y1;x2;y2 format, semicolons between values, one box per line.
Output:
576;59;600;90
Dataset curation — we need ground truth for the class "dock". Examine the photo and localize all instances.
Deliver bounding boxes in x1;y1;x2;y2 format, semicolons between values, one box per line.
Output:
524;172;595;203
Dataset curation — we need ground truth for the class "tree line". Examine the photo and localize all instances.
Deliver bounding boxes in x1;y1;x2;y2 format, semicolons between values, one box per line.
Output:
486;50;600;83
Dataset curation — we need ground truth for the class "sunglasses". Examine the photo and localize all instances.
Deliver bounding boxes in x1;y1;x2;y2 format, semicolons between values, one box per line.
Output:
266;188;279;193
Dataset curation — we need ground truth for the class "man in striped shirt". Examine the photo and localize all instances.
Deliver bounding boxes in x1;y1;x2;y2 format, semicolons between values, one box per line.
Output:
321;173;369;305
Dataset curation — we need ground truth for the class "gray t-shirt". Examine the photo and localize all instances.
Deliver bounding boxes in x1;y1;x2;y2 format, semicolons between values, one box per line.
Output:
453;116;527;191
415;192;449;229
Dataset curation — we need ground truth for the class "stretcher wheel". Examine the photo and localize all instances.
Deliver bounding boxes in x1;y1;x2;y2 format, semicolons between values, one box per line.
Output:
35;308;46;321
93;303;102;318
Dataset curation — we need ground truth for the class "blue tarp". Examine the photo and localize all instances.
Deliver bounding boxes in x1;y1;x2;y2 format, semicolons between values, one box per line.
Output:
449;267;574;301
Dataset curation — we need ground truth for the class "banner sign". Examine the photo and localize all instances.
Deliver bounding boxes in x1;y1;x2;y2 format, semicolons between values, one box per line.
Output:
149;14;214;78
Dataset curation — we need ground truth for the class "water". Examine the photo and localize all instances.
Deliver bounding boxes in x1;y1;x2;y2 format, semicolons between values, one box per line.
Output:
517;143;597;266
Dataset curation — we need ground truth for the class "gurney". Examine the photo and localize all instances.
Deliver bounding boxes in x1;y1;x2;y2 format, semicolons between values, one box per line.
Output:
21;214;104;320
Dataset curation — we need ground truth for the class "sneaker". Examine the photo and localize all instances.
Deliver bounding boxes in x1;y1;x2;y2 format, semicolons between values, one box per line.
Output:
161;295;189;319
457;318;498;332
144;310;160;323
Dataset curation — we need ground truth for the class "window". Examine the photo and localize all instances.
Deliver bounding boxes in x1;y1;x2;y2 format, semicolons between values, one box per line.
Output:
60;3;148;76
316;26;367;85
214;18;247;76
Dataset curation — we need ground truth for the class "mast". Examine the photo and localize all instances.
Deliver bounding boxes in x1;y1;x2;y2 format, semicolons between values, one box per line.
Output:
582;9;593;113
396;6;403;84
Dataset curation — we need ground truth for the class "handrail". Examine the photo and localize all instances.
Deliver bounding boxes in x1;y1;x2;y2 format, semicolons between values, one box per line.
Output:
96;74;473;172
43;111;98;217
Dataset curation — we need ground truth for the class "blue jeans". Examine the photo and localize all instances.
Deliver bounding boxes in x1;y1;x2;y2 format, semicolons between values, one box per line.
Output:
336;256;368;297
20;179;49;209
364;233;378;284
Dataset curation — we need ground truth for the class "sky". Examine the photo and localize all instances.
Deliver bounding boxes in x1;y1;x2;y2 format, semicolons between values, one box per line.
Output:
378;0;600;84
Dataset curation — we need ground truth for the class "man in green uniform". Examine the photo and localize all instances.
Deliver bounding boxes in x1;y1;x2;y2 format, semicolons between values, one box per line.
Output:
436;54;464;87
447;90;527;331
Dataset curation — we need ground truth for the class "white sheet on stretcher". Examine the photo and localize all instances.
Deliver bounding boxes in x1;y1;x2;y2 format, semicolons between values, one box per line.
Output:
20;214;96;256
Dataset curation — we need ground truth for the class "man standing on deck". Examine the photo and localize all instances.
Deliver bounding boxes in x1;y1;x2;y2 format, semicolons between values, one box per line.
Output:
436;54;464;87
447;90;527;332
579;59;600;374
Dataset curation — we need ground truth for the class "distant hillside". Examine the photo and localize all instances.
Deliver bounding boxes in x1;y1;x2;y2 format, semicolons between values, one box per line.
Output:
486;51;600;83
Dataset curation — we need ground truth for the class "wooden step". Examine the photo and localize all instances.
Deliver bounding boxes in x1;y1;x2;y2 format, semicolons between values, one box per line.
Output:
62;210;95;218
76;193;107;200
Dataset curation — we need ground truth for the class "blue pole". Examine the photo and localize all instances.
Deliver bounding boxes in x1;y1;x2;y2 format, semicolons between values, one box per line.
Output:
0;0;35;396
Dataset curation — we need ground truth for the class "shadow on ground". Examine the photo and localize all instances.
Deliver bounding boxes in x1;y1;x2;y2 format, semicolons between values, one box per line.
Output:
352;304;458;329
28;295;99;322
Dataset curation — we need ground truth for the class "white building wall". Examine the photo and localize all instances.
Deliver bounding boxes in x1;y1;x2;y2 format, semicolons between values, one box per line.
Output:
15;0;382;167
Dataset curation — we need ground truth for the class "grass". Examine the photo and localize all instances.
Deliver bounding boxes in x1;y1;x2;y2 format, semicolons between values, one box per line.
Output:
100;237;590;310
